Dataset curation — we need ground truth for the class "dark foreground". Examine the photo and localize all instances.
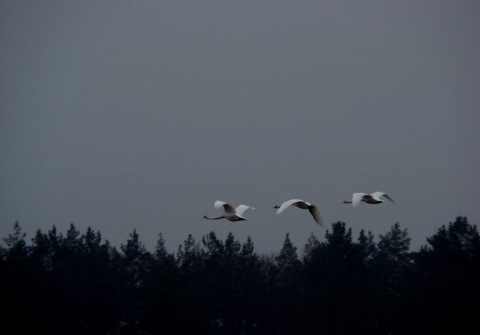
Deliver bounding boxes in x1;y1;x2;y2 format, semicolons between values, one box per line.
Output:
1;217;479;334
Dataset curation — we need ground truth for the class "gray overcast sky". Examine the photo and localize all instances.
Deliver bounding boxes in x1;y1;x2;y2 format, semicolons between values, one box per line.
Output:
1;0;479;254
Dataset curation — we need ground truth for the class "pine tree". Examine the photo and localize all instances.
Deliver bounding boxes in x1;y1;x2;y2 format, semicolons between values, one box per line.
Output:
408;217;480;333
372;223;411;333
118;230;152;333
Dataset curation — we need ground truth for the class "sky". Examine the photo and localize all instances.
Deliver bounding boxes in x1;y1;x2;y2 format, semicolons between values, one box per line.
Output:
1;0;479;255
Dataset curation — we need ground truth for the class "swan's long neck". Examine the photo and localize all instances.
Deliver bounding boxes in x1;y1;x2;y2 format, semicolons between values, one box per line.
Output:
203;215;224;220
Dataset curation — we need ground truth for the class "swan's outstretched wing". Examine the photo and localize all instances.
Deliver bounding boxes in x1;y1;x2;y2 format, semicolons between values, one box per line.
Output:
275;199;304;214
382;194;395;204
372;192;395;205
308;206;324;227
235;204;257;216
352;193;366;207
214;200;236;214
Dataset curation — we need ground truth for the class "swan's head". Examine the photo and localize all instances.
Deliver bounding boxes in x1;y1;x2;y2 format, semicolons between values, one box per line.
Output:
273;205;280;209
342;200;352;204
202;215;207;218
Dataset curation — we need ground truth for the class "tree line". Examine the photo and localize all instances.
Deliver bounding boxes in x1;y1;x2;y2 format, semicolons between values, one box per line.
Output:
1;216;479;334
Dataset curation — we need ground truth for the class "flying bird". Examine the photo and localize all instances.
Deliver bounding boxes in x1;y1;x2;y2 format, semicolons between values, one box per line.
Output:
274;199;324;227
203;200;257;222
343;192;395;207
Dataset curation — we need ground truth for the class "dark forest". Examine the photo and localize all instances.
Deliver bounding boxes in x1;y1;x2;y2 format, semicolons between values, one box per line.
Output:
1;216;479;334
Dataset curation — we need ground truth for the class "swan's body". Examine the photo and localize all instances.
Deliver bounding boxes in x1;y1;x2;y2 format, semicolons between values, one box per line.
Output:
343;192;395;207
274;199;324;227
203;200;257;222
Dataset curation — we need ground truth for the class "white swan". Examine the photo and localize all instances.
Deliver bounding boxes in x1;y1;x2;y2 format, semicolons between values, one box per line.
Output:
203;200;257;222
343;192;395;207
274;199;324;227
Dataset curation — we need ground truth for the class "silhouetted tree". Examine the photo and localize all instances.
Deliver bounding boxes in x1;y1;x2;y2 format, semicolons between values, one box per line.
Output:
356;229;376;264
140;233;181;334
408;217;480;333
0;222;38;333
268;233;303;334
117;230;152;334
324;222;377;333
371;222;411;333
1;217;479;334
2;221;28;260
175;234;211;333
